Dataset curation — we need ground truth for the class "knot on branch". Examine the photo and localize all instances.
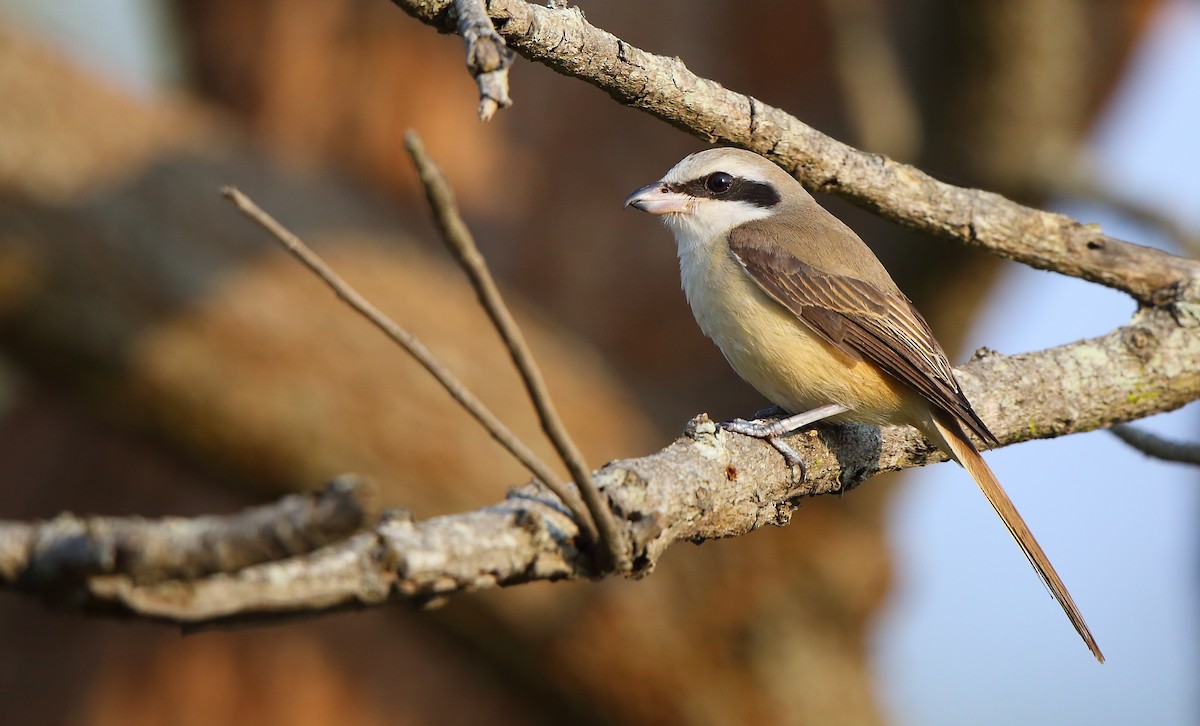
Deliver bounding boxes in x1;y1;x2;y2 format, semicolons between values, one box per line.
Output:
464;31;514;75
1121;325;1157;361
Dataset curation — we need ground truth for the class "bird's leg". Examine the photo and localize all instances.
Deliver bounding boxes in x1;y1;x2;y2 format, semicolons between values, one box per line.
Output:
723;403;850;476
724;403;849;438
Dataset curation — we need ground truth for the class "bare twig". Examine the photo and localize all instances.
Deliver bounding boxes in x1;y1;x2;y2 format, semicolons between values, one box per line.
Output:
1110;423;1200;466
0;475;377;587
403;130;627;572
220;186;598;544
1089;191;1200;259
1042;157;1200;259
391;0;1200;306
455;0;515;120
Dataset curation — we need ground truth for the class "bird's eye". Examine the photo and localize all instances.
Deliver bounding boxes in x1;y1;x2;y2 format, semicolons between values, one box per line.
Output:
705;172;734;194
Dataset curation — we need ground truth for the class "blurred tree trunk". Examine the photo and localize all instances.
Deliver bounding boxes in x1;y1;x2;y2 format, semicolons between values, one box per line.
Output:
0;1;1157;724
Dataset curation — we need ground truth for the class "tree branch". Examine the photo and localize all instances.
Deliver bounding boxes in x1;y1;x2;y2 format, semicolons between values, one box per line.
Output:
1110;423;1200;466
0;476;377;589
6;299;1197;623
392;0;1200;306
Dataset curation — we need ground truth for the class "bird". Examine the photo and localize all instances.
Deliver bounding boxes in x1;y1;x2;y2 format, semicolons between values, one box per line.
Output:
624;147;1103;662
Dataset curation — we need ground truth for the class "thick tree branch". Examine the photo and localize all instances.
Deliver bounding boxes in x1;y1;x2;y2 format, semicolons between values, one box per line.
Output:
6;300;1197;623
393;0;1200;306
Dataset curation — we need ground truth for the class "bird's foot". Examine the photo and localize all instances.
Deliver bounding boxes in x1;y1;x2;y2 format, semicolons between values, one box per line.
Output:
721;419;806;480
722;403;852;478
725;403;850;439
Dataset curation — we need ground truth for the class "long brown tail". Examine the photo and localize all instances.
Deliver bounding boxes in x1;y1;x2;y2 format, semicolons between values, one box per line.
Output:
926;413;1104;663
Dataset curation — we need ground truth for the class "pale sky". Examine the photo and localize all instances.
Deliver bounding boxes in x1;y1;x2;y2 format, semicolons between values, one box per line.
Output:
876;2;1200;723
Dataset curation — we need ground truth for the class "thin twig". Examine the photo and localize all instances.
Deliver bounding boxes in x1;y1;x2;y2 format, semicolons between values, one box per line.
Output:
1;475;377;587
1110;424;1200;466
454;0;514;120
403;130;627;572
220;186;598;544
1044;158;1200;259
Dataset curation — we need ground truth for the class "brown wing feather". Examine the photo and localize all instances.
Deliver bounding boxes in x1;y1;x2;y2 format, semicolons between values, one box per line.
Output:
729;234;997;447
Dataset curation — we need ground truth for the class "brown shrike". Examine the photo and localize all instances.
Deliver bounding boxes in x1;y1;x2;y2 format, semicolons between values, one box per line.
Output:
625;147;1102;662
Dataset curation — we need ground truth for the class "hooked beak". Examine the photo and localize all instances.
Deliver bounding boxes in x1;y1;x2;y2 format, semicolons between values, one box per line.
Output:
624;182;693;215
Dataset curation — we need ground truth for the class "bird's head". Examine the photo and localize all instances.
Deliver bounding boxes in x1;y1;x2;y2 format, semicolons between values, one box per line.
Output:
624;148;804;246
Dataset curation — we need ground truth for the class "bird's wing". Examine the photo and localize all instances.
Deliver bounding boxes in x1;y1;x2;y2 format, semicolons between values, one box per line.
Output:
729;229;997;446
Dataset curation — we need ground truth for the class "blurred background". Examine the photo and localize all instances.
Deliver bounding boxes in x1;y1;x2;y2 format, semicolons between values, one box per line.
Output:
0;0;1196;724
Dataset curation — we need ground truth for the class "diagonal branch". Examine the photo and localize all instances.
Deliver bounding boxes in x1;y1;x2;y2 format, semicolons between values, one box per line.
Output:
220;186;597;543
391;0;1200;306
5;299;1198;624
403;130;627;572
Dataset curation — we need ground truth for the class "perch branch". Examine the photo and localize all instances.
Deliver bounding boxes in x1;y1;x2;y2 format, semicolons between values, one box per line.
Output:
5;298;1198;623
403;130;626;572
454;0;515;120
220;186;597;543
391;0;1200;306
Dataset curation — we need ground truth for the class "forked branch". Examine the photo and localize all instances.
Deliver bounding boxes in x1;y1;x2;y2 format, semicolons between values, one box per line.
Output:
220;186;598;544
403;130;627;571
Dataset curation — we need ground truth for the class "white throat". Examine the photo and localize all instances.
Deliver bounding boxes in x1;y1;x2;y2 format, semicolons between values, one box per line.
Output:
662;199;774;258
662;200;774;334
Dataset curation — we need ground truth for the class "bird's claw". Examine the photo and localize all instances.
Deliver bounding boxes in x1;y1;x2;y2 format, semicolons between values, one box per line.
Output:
768;436;807;482
720;418;806;481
